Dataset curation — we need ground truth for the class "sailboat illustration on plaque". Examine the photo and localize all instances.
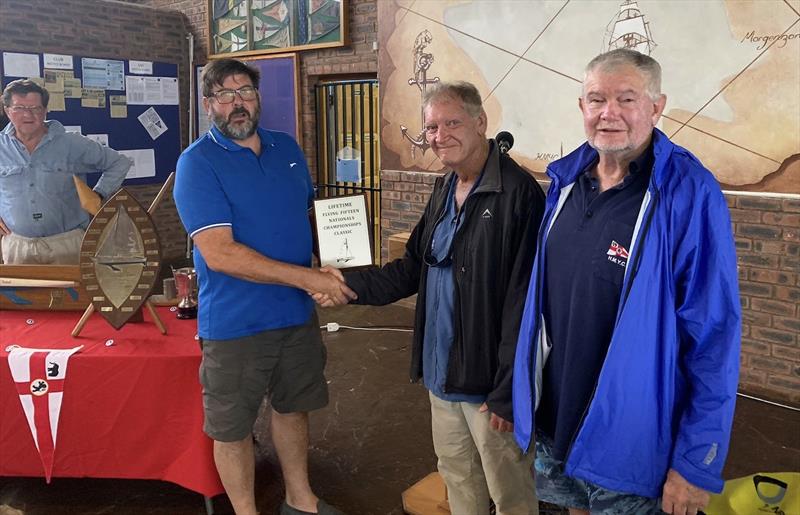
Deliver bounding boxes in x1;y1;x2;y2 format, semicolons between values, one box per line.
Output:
336;238;354;264
79;188;161;329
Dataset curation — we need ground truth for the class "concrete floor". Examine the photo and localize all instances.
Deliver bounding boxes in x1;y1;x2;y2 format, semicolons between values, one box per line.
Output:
1;303;798;515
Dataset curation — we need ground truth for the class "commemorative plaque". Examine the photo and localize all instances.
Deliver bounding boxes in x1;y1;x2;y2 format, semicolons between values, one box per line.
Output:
312;194;374;269
78;188;161;329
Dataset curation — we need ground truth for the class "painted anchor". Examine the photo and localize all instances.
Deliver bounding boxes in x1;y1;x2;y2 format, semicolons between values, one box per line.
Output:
401;29;440;158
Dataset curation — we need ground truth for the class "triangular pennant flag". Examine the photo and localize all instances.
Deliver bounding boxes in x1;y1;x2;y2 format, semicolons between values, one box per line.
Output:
7;345;83;482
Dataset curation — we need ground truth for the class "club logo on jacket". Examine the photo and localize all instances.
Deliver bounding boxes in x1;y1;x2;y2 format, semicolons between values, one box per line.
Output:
606;240;629;268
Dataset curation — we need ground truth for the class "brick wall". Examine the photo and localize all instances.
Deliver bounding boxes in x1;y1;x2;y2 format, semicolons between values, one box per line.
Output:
144;0;378;180
125;0;209;62
379;170;436;262
732;195;800;404
0;0;192;262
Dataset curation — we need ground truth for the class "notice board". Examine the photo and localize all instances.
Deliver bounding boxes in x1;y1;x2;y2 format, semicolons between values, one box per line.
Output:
1;51;180;186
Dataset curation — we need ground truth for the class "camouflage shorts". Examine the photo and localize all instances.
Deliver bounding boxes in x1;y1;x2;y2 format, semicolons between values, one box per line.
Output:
534;433;662;514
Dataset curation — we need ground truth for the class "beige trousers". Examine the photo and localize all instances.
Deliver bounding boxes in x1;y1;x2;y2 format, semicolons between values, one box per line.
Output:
1;228;83;265
429;392;538;515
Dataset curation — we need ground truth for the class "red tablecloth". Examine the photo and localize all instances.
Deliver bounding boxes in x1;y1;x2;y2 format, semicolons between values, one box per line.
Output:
0;307;224;497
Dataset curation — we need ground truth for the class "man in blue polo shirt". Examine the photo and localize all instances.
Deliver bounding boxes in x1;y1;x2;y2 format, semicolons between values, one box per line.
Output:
512;49;740;515
174;58;355;515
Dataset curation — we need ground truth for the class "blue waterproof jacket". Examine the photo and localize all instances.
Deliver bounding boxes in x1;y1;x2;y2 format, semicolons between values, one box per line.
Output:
513;129;741;498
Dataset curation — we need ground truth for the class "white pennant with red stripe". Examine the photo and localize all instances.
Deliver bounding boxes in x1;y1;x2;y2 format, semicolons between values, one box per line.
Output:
7;345;83;482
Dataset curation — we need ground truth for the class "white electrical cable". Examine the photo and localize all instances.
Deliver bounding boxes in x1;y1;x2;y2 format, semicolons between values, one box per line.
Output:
320;322;412;333
737;392;800;412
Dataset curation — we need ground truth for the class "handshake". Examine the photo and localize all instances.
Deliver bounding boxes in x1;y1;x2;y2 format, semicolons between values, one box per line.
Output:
307;265;356;307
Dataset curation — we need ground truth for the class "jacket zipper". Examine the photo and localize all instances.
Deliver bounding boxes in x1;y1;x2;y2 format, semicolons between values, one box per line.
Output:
525;179;563;451
563;186;660;463
444;191;476;394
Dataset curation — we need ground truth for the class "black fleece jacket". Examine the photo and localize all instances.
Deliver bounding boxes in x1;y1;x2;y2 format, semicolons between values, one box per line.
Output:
345;141;545;421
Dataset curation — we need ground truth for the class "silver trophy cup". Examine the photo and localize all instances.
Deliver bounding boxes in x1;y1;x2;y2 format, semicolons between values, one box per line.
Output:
172;267;198;319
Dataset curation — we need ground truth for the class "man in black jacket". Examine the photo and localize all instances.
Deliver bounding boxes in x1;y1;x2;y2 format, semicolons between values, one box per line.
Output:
318;81;544;514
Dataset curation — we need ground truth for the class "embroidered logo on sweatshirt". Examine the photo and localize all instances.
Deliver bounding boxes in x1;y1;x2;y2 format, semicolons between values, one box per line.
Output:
606;240;629;267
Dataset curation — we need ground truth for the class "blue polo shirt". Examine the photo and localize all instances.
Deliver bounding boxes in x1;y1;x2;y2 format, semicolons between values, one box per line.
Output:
538;144;653;460
174;126;315;340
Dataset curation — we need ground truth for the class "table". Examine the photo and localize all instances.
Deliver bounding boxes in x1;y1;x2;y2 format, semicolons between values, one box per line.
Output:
0;307;224;498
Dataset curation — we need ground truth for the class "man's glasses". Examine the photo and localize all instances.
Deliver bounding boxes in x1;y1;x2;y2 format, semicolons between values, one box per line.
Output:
206;86;258;104
423;249;454;268
7;105;45;115
422;216;459;268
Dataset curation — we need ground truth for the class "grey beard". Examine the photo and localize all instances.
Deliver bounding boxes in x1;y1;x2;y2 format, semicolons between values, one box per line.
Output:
212;107;259;140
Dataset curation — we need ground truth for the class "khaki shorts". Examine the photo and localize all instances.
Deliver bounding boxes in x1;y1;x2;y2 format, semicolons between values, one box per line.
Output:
199;312;328;442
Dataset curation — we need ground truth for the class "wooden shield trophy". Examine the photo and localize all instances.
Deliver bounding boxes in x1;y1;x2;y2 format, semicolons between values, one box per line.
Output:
73;188;163;334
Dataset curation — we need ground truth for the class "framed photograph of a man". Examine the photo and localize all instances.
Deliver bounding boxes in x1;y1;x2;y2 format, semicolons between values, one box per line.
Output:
209;0;348;59
312;194;374;269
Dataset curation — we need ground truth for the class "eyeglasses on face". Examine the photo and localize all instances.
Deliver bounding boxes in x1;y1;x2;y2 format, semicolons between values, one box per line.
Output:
206;86;258;104
7;105;45;115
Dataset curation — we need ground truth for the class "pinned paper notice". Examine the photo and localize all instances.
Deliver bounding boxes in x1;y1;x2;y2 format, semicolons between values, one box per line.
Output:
137;107;167;140
125;76;179;105
161;78;179;105
44;69;70;93
3;52;39;77
119;149;156;179
63;78;82;98
129;60;153;75
48;92;66;112
81;58;124;91
110;95;127;118
43;53;73;70
64;126;82;134
81;88;106;108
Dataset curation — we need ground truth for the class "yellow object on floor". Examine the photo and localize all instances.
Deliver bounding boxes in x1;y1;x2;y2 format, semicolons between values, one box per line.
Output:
704;472;800;515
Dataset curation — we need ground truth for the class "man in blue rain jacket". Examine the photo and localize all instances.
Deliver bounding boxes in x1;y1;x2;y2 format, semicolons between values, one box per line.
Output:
512;49;741;515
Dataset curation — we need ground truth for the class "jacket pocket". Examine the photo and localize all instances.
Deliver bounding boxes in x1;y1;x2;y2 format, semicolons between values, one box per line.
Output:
0;165;26;198
0;165;25;178
36;160;75;196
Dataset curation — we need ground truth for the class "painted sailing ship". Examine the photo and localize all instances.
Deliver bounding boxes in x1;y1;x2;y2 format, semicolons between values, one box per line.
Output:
604;0;657;55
